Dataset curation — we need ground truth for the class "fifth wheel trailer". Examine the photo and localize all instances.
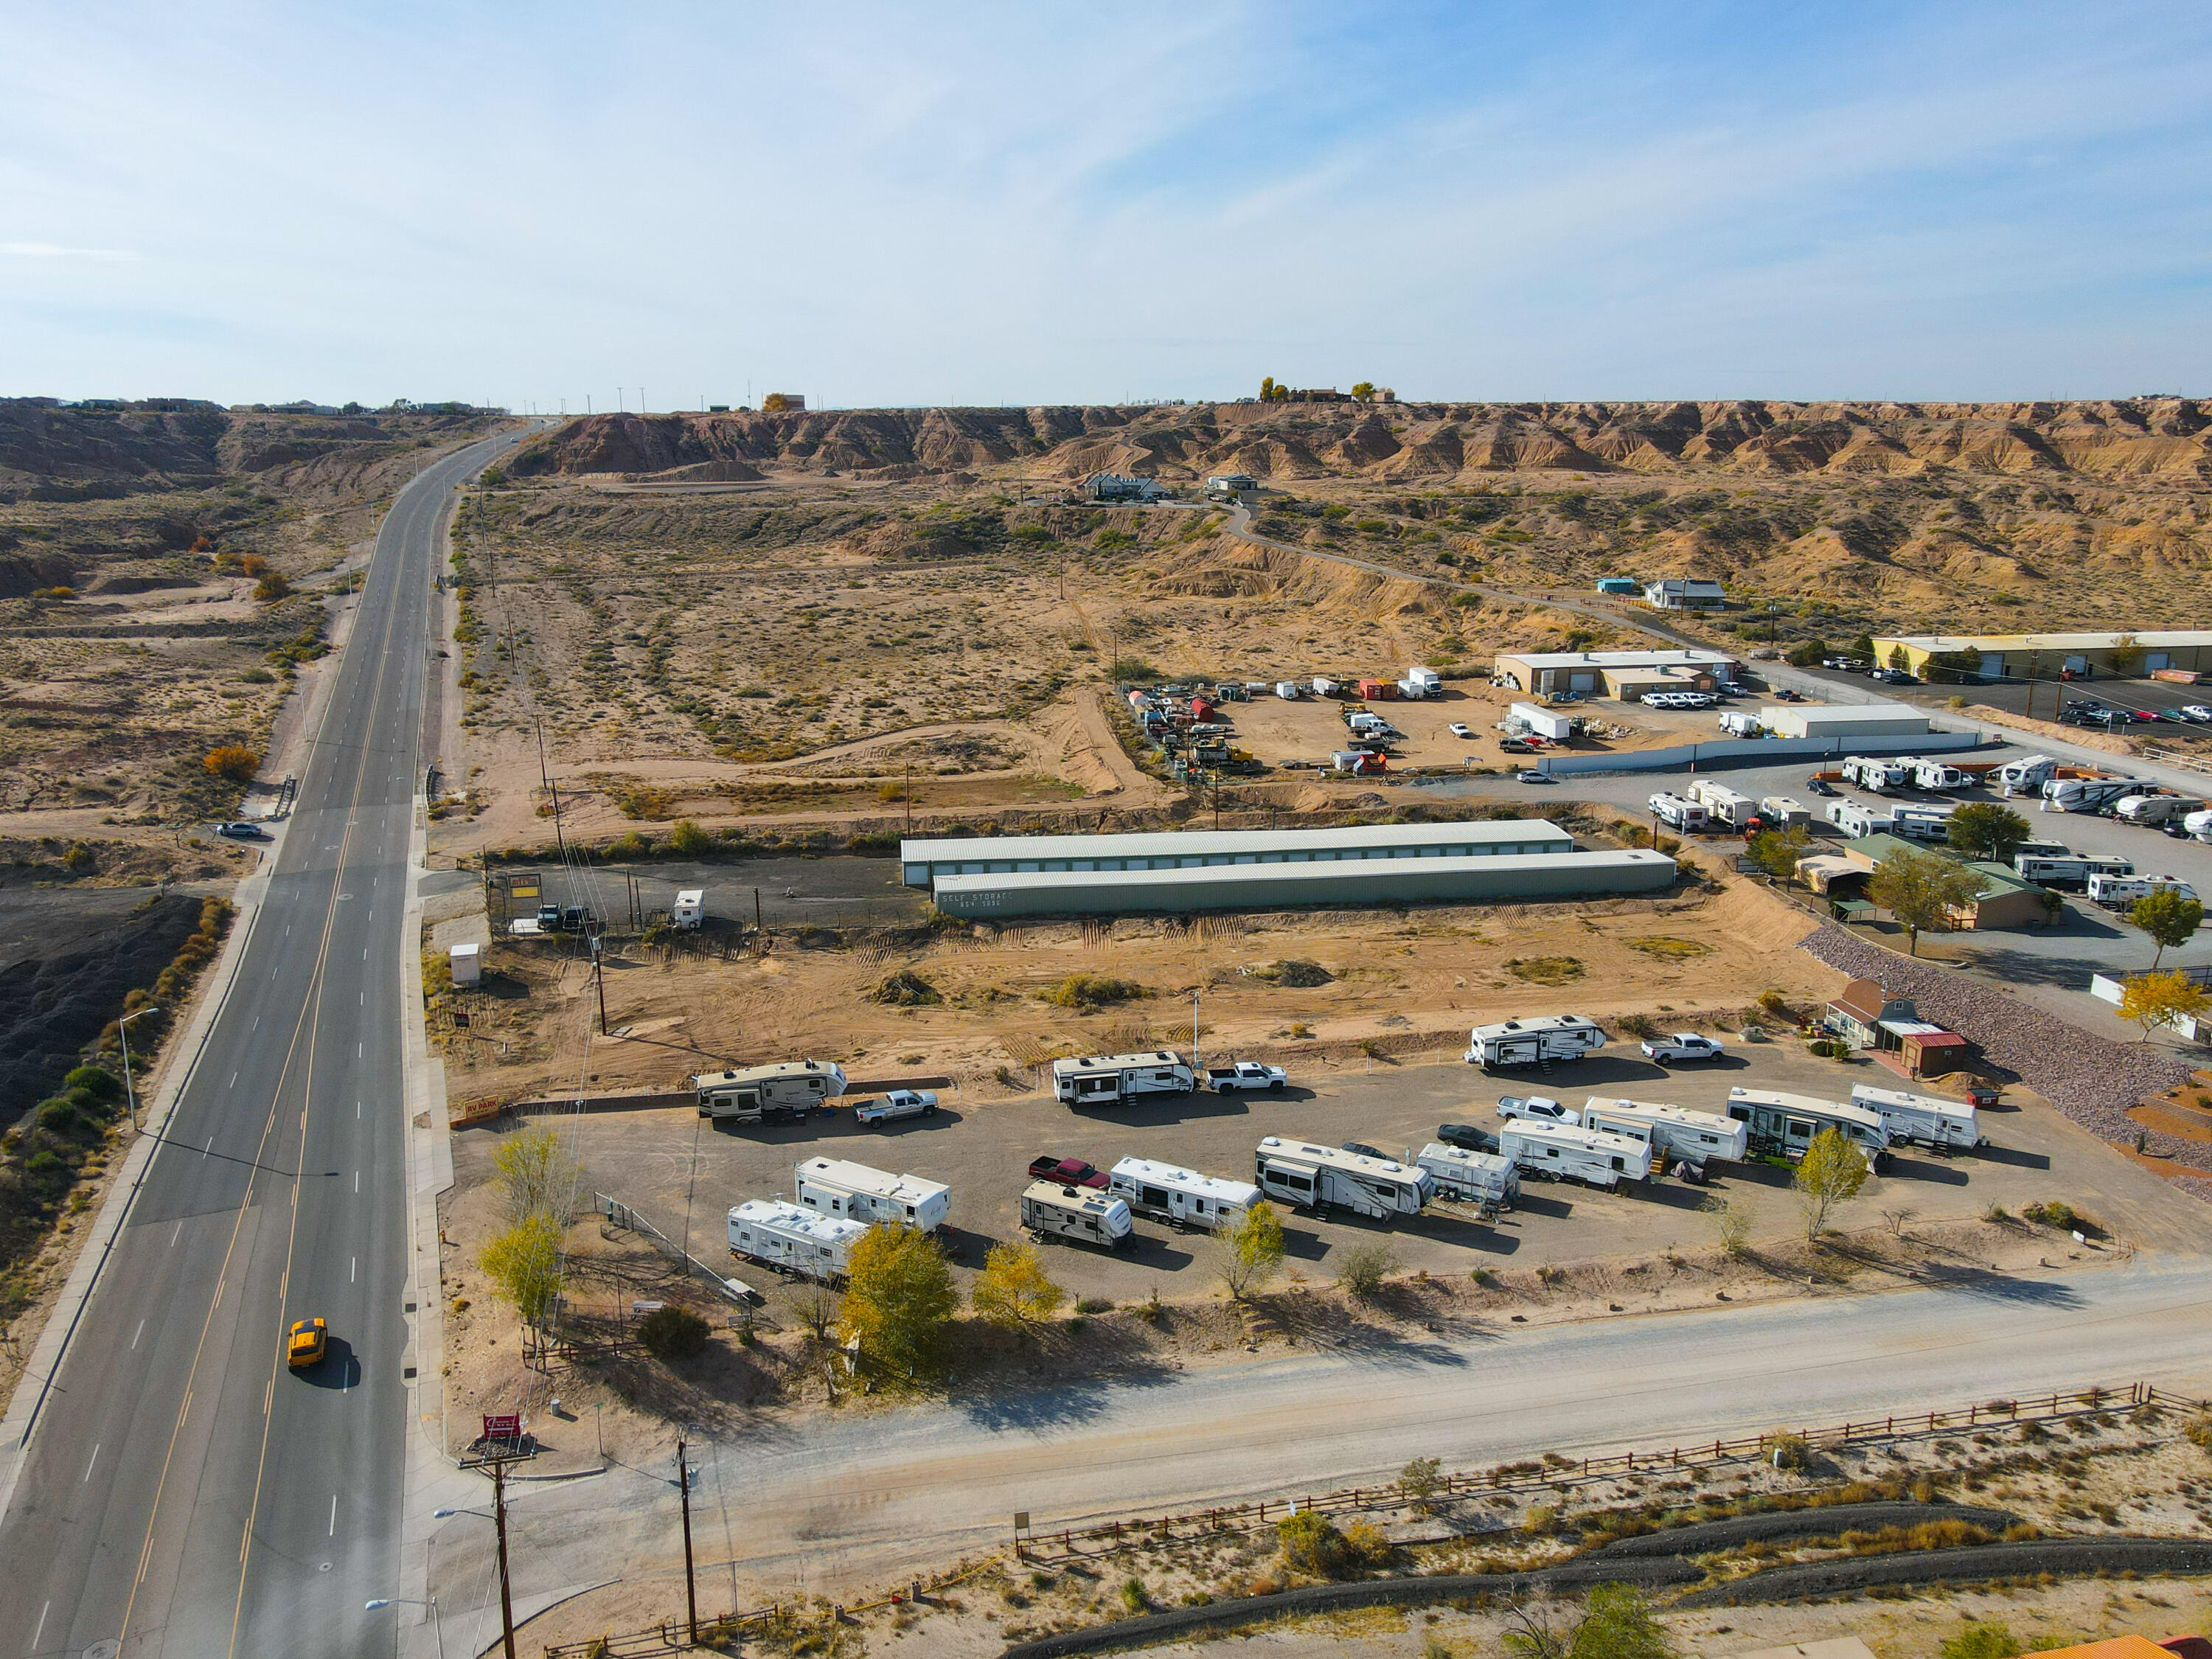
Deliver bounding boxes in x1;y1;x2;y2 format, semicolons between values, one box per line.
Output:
1253;1138;1431;1220
1496;1121;1652;1189
1020;1181;1133;1250
1464;1015;1607;1070
1051;1051;1194;1105
1578;1098;1748;1164
1415;1143;1519;1208
1846;1085;1986;1153
695;1060;848;1120
1106;1156;1259;1234
728;1200;866;1282
1725;1087;1891;1169
793;1158;950;1232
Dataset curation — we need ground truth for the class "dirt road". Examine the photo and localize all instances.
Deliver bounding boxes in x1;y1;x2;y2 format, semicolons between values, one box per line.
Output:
428;1254;2212;1638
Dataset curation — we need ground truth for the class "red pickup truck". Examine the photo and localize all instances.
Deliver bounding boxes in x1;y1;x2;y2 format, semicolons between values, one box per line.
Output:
1027;1155;1108;1190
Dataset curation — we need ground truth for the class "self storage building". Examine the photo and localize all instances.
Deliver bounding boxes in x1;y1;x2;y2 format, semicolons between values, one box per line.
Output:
1492;647;1739;699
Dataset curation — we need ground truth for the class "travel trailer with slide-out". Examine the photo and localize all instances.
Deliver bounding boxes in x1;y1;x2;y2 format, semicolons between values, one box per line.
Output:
1496;1121;1652;1189
728;1200;866;1282
1051;1051;1195;1105
1998;755;2057;797
1579;1098;1748;1165
793;1158;950;1233
1253;1138;1431;1220
1846;1085;1986;1153
1106;1157;1259;1234
1020;1181;1133;1250
1725;1088;1890;1169
1415;1143;1519;1208
1464;1015;1607;1070
695;1060;847;1121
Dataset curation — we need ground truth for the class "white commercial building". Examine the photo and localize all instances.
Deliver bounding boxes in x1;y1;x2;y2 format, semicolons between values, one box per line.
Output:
1759;703;1930;741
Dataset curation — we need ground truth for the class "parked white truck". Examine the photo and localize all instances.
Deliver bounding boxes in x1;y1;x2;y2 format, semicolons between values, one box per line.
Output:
1465;1015;1607;1070
1497;1121;1652;1189
1107;1157;1259;1234
793;1158;950;1231
1204;1061;1287;1093
1051;1051;1194;1105
1579;1098;1748;1165
852;1088;939;1126
1020;1180;1133;1250
728;1200;866;1281
1253;1138;1431;1220
1846;1085;1986;1153
695;1060;847;1121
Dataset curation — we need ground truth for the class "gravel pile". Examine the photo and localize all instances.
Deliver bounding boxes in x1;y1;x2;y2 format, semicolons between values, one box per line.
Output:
1798;925;2210;1173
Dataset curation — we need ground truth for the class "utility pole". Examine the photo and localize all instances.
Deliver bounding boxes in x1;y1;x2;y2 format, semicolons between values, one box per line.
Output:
592;937;608;1035
678;1439;700;1643
1191;988;1201;1072
754;887;763;950
549;778;568;866
535;717;550;793
493;1459;518;1659
904;762;913;835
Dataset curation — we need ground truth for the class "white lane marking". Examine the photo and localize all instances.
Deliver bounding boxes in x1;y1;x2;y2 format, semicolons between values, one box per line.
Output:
204;1136;214;1155
356;1100;362;1119
84;1442;100;1482
329;1493;338;1536
355;1170;360;1192
350;1256;357;1282
32;1602;46;1650
358;1042;364;1059
131;1318;145;1349
253;1015;261;1030
170;1221;182;1247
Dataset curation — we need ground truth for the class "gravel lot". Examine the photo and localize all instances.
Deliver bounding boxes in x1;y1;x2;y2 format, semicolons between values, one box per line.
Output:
467;1035;2207;1308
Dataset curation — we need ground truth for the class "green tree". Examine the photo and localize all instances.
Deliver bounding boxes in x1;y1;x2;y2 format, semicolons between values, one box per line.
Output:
2116;970;2210;1045
839;1223;958;1376
1746;825;1810;883
1867;846;1983;955
1784;638;1829;667
1219;1199;1287;1301
492;1124;581;1226
666;818;712;857
2129;887;2205;972
1399;1455;1446;1514
481;1211;565;1332
1888;643;1912;674
1793;1126;1871;1241
1940;1622;2022;1659
1947;801;2031;863
2108;633;2145;675
971;1241;1066;1330
1504;1583;1674;1659
636;1304;709;1360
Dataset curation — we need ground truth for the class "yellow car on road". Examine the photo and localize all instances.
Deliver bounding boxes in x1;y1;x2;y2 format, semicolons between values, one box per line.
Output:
287;1317;327;1369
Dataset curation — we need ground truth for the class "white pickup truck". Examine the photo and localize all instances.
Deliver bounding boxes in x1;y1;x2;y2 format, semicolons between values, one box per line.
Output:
1204;1062;1288;1093
1641;1033;1728;1064
852;1088;939;1127
1495;1095;1580;1127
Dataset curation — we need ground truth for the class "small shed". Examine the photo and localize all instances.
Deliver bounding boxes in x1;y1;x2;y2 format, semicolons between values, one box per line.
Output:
449;942;482;987
1885;1023;1977;1077
1824;978;1917;1048
1509;702;1574;742
1356;678;1395;700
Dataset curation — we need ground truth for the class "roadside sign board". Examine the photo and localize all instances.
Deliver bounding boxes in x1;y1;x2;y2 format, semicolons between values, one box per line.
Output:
483;1413;522;1442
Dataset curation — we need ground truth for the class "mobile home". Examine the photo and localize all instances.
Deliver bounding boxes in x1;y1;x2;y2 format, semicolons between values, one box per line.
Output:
1846;1085;1986;1153
728;1200;866;1282
1496;1121;1652;1189
1464;1015;1607;1070
1725;1087;1890;1169
1579;1098;1748;1164
1020;1181;1133;1250
793;1158;950;1233
695;1060;848;1121
1050;1051;1195;1105
1415;1143;1520;1208
1106;1157;1259;1234
1253;1138;1431;1220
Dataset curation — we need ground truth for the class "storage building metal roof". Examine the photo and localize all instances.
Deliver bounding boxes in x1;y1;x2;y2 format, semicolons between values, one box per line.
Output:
901;820;1572;887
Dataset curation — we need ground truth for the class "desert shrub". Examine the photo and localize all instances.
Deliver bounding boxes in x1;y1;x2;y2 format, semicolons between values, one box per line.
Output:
636;1304;710;1361
2021;1200;2084;1232
1119;1577;1147;1613
1756;989;1792;1017
1073;1295;1113;1315
868;969;941;1006
665;818;713;856
1616;1012;1658;1039
1336;1242;1399;1303
251;571;291;601
1941;1622;2022;1659
1271;958;1333;987
1627;936;1710;959
203;744;261;781
2183;1413;2212;1451
1762;1429;1812;1471
1505;956;1584;985
1040;973;1146;1009
63;1066;122;1102
1274;1510;1385;1577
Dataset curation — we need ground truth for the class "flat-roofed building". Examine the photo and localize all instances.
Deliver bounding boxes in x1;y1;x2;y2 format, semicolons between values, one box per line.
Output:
1493;647;1739;699
1874;630;2212;681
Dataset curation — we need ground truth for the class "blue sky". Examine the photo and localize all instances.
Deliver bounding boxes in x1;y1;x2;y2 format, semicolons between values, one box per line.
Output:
4;3;2208;407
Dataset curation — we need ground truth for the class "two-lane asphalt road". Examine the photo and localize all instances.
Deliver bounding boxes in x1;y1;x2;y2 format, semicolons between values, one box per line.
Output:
0;430;526;1659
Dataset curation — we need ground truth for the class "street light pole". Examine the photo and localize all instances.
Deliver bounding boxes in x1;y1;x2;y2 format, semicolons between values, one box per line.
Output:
119;1005;156;1132
678;1439;700;1642
365;1597;445;1659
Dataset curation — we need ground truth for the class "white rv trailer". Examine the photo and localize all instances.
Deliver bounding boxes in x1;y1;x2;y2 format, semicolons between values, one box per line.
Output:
1826;801;1893;838
1311;676;1339;698
1252;1138;1431;1220
1464;1015;1607;1070
1686;780;1759;829
793;1158;950;1233
2087;872;2197;910
1050;1051;1195;1105
1647;793;1709;832
1579;1098;1749;1164
2115;794;2203;828
1020;1180;1133;1250
1725;1087;1891;1169
2186;809;2212;844
727;1199;867;1282
1841;757;1910;791
2014;852;2134;889
1907;758;1972;791
1997;755;2057;797
1106;1157;1259;1234
1757;796;1812;829
1415;1143;1520;1208
695;1059;848;1120
1889;804;1956;842
2042;775;2147;813
1496;1121;1652;1190
1846;1085;1986;1153
672;888;706;930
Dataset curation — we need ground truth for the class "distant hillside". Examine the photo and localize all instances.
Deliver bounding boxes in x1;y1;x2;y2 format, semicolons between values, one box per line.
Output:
509;400;2212;484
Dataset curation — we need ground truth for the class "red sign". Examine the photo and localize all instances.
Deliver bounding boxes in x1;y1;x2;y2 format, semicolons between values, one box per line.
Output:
482;1413;522;1441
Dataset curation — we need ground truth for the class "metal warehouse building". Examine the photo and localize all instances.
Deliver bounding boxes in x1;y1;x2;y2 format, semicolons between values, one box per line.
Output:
1759;701;1930;740
924;848;1679;919
900;821;1575;890
1873;630;2212;681
1493;647;1740;700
